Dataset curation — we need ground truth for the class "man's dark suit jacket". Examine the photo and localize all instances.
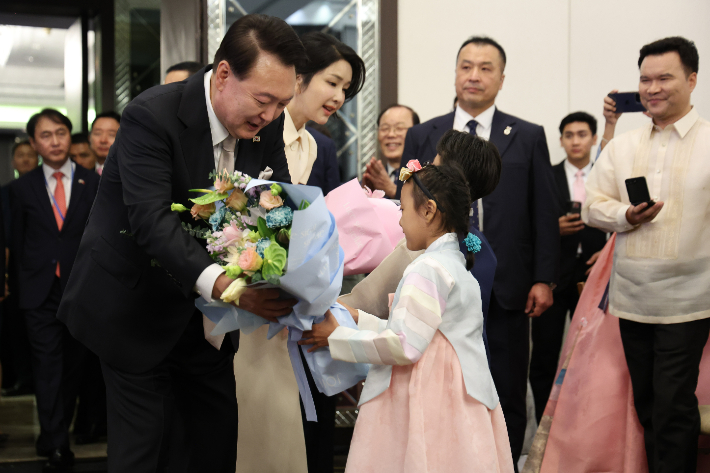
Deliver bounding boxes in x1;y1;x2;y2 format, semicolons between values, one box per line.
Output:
397;109;559;310
11;165;99;310
552;161;607;291
306;127;341;196
57;67;290;373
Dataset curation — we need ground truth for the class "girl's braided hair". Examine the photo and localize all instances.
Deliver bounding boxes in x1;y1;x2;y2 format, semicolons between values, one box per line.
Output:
410;163;475;270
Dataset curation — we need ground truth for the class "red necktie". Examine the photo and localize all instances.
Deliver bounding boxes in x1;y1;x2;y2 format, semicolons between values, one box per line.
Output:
52;171;66;277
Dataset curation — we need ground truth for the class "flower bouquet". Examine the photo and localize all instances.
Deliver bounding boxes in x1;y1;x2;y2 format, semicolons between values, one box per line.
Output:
173;170;368;420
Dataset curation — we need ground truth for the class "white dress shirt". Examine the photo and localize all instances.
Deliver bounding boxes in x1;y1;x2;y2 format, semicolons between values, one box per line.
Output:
195;70;235;302
95;162;104;175
42;159;75;209
564;159;592;202
453;104;495;140
452;104;496;230
583;107;710;323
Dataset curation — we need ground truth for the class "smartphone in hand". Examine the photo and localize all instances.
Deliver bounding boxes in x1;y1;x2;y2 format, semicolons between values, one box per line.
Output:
567;200;582;218
625;177;655;208
608;92;647;113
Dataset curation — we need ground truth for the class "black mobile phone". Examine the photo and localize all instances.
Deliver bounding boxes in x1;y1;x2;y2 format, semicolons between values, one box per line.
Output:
608;92;646;113
625;177;655;208
567;200;582;217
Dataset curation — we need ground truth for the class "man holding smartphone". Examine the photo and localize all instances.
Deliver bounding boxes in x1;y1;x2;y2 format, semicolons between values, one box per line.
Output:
530;112;607;425
583;37;710;473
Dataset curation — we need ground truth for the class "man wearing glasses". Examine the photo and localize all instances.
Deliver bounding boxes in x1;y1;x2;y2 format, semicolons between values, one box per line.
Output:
362;104;420;197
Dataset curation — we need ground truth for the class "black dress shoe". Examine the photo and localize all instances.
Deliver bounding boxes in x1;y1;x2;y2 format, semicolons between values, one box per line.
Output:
2;383;33;397
43;447;75;472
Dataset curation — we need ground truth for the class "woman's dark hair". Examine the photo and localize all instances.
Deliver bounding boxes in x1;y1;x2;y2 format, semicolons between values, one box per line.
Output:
436;129;502;201
27;108;72;139
639;36;698;76
298;32;366;103
408;163;475;270
213;14;307;80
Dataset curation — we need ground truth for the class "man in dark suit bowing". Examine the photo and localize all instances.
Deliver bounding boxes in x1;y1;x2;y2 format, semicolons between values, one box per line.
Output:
529;112;608;425
12;108;100;470
396;36;560;467
57;15;307;472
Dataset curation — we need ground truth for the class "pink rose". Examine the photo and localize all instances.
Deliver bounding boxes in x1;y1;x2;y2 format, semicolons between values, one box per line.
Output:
260;192;283;210
190;202;215;220
222;222;242;245
226;188;248;212
406;159;422;173
214;172;235;193
238;247;263;272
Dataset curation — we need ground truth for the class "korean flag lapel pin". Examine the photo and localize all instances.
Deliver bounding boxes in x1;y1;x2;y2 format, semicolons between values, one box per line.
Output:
78;178;85;185
253;136;260;142
504;126;512;136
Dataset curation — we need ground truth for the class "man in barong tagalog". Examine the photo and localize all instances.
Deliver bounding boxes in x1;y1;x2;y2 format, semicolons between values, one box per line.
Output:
56;14;306;472
584;36;710;473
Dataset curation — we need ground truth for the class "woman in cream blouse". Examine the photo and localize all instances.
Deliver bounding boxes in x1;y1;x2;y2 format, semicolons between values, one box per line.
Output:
234;32;365;473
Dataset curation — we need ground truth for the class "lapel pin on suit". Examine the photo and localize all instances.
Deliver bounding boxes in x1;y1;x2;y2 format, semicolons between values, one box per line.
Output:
78;179;85;185
504;126;512;136
253;136;260;142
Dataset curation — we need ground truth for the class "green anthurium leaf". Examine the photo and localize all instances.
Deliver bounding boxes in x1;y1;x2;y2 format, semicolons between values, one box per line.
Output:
257;217;274;238
189;192;228;205
262;242;287;278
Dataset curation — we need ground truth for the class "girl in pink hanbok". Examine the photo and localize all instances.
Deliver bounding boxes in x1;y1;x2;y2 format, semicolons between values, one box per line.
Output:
304;157;514;473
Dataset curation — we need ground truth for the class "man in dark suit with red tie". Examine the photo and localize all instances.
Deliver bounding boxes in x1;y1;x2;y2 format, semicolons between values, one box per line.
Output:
57;14;306;472
396;37;560;468
11;108;100;470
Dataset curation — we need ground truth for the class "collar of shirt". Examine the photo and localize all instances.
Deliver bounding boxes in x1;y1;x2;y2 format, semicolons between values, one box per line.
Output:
42;158;74;183
204;70;229;147
283;108;305;148
95;162;104;173
386;162;397;177
651;106;699;139
453;104;496;140
564;159;592;180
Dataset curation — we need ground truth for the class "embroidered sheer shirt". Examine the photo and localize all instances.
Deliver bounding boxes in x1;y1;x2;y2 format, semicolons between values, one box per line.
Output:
583;107;710;323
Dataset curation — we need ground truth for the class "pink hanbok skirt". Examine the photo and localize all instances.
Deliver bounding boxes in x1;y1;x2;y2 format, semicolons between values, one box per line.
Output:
345;331;514;473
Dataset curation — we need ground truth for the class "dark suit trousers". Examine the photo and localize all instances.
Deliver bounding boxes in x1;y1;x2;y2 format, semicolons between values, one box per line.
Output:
529;283;579;424
101;311;238;473
299;347;336;473
24;277;86;452
74;350;107;436
619;317;710;473
487;293;528;466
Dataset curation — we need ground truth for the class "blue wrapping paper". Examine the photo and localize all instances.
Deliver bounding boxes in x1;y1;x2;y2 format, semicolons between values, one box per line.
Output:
196;180;367;420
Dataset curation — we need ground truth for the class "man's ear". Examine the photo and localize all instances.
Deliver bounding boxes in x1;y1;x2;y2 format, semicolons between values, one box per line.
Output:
214;60;231;91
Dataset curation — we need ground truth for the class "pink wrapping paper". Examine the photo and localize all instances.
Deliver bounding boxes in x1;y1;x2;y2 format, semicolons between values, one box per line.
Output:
324;179;404;276
539;235;710;473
